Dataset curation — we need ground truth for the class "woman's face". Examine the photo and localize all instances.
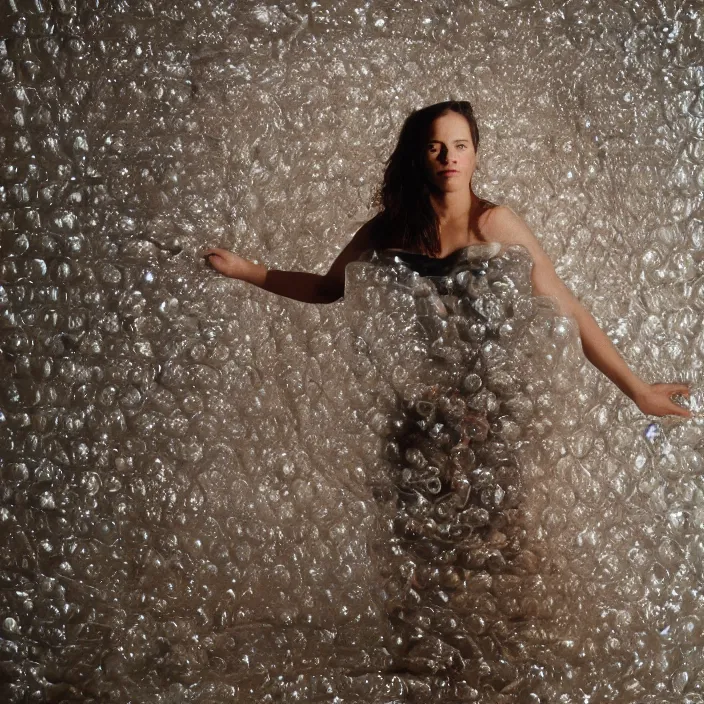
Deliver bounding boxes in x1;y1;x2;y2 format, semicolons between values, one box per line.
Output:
422;111;477;193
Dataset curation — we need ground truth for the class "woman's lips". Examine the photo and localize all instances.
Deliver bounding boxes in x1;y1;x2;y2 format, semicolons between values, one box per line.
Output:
439;170;459;176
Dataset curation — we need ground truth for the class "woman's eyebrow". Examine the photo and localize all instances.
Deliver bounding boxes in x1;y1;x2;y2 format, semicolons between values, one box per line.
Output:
427;139;469;143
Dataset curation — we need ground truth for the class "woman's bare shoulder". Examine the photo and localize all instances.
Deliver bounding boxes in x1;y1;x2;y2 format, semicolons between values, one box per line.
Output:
321;213;384;294
479;201;508;226
481;203;529;240
342;212;385;249
361;211;390;248
481;204;553;263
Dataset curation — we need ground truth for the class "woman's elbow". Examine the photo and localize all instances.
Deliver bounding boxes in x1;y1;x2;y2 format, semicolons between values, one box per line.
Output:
318;277;344;304
321;289;344;304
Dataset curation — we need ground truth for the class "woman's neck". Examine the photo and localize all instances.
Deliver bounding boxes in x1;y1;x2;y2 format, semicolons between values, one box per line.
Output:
429;188;477;225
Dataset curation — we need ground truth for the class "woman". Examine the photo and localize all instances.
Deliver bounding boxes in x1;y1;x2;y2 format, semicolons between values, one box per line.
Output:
202;100;691;420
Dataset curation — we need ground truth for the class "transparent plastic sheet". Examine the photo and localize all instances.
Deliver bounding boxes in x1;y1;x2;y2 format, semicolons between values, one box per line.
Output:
1;0;704;702
342;243;704;702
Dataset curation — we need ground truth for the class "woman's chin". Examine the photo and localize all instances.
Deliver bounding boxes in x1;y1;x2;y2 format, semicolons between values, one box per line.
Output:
436;181;470;193
426;178;470;195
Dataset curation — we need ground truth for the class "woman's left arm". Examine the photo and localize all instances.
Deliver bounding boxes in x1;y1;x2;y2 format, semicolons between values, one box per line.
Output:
486;206;692;418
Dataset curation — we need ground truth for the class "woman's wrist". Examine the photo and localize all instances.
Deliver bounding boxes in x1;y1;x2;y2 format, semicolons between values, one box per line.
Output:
245;261;268;286
626;377;649;403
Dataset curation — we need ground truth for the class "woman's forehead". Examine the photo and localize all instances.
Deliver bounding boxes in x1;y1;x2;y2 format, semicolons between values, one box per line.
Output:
427;113;471;139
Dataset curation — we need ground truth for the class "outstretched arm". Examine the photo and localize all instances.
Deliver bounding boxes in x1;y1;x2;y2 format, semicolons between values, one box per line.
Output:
202;216;378;304
486;206;691;418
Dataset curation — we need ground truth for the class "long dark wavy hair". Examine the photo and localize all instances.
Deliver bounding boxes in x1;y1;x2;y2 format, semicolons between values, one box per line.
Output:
373;100;483;257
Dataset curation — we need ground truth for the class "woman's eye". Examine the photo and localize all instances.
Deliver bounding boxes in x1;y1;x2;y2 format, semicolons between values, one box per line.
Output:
457;144;466;149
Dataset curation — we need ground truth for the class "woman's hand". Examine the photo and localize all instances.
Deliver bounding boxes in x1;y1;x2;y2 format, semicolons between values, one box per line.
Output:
202;247;261;283
633;382;693;418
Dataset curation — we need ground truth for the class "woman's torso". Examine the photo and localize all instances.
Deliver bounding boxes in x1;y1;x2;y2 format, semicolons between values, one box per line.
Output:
373;197;500;258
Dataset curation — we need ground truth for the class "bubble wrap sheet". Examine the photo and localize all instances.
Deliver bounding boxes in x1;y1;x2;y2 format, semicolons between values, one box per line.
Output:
1;1;704;703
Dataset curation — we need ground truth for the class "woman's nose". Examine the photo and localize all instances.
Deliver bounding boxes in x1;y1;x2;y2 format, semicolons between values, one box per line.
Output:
438;149;457;164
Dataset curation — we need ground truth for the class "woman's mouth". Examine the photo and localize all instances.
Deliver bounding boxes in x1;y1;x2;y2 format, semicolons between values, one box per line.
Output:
439;170;459;176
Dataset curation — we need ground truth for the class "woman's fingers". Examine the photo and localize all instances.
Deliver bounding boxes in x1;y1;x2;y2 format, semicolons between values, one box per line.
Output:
202;247;227;258
673;404;693;418
661;382;690;394
665;383;691;396
666;388;693;417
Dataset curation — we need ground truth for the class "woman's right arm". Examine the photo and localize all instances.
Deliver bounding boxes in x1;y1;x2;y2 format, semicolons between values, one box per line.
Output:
201;216;379;304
